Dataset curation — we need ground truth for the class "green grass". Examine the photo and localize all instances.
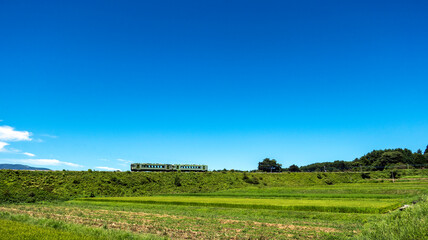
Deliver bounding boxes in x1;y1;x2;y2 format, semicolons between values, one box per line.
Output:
1;202;365;239
62;200;376;227
1;169;428;203
77;196;402;213
179;181;428;202
0;218;99;240
356;196;428;240
0;210;164;240
1;171;427;239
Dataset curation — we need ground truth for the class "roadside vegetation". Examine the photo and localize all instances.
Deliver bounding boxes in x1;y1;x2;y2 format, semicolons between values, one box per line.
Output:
357;196;428;240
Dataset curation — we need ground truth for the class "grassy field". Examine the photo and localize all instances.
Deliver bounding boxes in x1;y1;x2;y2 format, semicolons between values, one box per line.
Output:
1;178;427;239
1;170;428;239
77;196;402;213
0;218;100;240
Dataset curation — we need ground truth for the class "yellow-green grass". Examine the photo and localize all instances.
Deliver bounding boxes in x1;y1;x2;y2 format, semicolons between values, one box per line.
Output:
181;182;428;201
0;218;99;240
77;196;401;213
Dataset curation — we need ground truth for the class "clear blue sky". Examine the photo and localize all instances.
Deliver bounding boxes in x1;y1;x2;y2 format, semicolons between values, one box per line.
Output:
1;0;427;171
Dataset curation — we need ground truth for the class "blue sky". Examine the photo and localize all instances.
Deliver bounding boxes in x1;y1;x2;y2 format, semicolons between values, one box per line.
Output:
1;1;427;171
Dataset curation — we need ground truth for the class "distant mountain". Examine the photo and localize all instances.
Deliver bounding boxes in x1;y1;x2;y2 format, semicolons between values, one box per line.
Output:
0;164;51;171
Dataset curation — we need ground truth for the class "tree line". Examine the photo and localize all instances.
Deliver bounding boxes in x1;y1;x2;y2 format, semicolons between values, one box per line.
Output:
258;145;428;172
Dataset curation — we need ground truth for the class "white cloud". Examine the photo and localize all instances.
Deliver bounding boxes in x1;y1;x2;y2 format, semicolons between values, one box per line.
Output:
2;158;83;167
117;158;132;163
0;126;32;142
40;134;58;139
23;152;35;157
0;142;9;152
0;145;35;157
117;159;132;167
96;166;121;171
24;159;82;167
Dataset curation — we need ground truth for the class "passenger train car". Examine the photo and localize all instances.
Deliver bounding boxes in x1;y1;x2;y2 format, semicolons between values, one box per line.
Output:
131;163;208;172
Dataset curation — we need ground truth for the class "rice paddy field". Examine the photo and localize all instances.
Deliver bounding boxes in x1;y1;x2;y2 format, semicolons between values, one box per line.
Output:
1;178;428;239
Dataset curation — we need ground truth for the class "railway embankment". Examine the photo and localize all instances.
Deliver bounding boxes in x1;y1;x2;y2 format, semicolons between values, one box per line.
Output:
1;169;427;203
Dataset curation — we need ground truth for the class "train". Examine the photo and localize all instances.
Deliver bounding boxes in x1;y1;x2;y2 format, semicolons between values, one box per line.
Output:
130;163;208;172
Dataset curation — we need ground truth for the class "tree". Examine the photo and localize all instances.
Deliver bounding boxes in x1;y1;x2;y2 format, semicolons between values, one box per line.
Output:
373;151;404;170
258;158;282;172
288;164;301;172
424;145;428;155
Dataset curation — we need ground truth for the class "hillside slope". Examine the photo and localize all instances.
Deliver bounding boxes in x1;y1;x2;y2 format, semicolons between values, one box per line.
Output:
1;169;427;203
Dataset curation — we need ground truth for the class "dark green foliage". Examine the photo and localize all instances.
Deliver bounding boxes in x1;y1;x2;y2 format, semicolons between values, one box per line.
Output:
258;158;282;172
355;148;425;170
300;160;353;172
300;147;428;172
288;164;301;172
373;151;404;170
242;173;260;184
174;175;182;187
324;179;333;185
361;173;371;179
